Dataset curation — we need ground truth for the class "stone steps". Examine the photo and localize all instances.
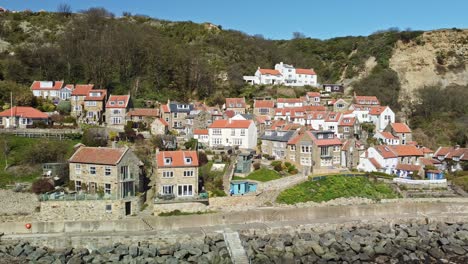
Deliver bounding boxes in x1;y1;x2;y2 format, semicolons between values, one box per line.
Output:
223;230;249;264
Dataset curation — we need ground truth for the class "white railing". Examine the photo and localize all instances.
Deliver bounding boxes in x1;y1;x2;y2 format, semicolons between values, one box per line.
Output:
393;178;447;185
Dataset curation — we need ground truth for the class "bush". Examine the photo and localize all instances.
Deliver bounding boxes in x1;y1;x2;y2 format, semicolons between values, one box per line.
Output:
57;101;71;114
198;152;208;166
284;162;292;168
32;178;54;194
253;162;261;170
82;128;107;147
33;120;48;128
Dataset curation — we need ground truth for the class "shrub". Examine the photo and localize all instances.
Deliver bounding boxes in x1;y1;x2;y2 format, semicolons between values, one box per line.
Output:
32;178;54;194
198;152;208;166
273;163;282;172
253;162;261;170
284;162;292;168
57;100;71;114
287;165;297;174
271;161;282;167
33;120;48;128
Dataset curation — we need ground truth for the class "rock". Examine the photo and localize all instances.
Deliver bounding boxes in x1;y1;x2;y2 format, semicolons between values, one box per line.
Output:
96;246;114;255
428;247;445;259
108;253;122;262
28;248;47;261
321;251;338;261
11;244;24;257
174;249;188;259
23;244;34;256
374;255;390;264
291;240;311;257
67;255;82;264
115;245;129;256
254;253;270;264
281;251;295;264
310;242;325;256
299;233;312;241
219;248;229;259
82;255;94;263
350;241;361;253
455;230;468;241
443;244;466;255
188;247;202;256
438;237;450;245
129;245;139;258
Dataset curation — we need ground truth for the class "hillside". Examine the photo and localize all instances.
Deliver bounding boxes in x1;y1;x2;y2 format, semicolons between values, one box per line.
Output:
0;9;467;147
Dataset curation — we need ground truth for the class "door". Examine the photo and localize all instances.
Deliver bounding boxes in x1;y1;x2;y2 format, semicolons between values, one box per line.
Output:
125;201;131;216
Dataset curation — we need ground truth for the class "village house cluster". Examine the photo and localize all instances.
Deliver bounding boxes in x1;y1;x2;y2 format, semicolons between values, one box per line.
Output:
2;73;466;218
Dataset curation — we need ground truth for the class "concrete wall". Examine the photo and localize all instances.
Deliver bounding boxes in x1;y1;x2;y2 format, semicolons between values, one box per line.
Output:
153;202;208;214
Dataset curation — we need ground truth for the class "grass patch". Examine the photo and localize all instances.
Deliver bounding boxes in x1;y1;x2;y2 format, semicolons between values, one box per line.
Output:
452;175;468;192
0;135;79;188
236;168;281;182
158;210;215;217
276;175;398;204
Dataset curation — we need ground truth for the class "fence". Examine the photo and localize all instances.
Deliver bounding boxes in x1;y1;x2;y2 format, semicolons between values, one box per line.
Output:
0;128;82;140
39;192;119;201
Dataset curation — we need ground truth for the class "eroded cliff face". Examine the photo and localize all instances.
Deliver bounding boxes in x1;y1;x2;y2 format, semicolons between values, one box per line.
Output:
389;29;468;100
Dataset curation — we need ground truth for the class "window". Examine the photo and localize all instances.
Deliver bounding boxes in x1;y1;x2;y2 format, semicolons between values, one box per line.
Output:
110;101;115;106
301;146;311;153
328;126;335;131
290;145;296;151
231;129;235;136
183;170;194;177
173;112;178;118
85;101;97;106
344;127;350;132
105;166;111;176
162;171;174;178
87;111;94;118
105;204;112;213
300;156;311;165
89;92;101;97
90;166;96;175
75;164;81;175
185;157;192;164
259;108;269;114
321;147;329;156
118;101;124;105
333;156;340;163
212;138;222;145
164;158;172;165
162;185;173;194
314;97;320;102
75;181;82;192
177;185;193;196
212;129;221;135
337;104;344;109
289;155;296;162
112;109;121;115
120;166;129;179
233;138;243;145
104;183;111;194
333;146;340;152
240;129;246;136
112;117;122;124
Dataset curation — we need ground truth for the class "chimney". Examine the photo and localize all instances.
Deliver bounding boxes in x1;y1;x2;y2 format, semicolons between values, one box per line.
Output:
455;145;460;150
155;148;160;156
228;118;232;124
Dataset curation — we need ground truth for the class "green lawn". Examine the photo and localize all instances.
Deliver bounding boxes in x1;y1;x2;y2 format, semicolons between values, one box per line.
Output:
276;175;398;204
233;168;281;182
0;135;79;188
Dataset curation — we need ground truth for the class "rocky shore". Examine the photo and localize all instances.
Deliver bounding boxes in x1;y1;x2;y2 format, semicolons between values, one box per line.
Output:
241;221;468;263
0;233;232;264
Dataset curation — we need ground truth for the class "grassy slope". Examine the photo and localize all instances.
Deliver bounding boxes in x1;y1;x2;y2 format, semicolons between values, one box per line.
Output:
233;168;281;182
0;136;78;187
276;175;398;204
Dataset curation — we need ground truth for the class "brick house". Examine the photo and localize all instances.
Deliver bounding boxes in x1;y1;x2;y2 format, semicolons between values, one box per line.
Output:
69;146;142;199
225;98;247;114
106;94;131;128
0;106;49;128
155;150;200;198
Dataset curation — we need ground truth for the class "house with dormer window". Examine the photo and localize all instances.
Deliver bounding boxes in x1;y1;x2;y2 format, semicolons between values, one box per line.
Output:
155;150;199;198
30;80;65;102
224;98;247;114
160;101;194;134
106;94;131;128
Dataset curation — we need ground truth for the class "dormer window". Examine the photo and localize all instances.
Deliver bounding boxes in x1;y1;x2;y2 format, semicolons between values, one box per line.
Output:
164;158;172;165
118;101;124;105
236;104;242;107
90;92;101;97
345;119;350;123
185;157;192;164
265;131;272;136
110;101;115;105
229;103;234;107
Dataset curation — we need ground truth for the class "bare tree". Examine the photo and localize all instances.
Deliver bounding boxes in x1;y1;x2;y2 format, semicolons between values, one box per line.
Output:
292;32;306;39
57;3;72;16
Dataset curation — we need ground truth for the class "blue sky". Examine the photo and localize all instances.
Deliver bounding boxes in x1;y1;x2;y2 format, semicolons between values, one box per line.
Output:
3;0;467;40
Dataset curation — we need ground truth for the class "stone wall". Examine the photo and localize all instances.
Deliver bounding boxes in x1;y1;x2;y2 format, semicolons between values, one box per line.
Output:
153;202;209;214
257;174;308;191
209;195;258;209
38;198;140;222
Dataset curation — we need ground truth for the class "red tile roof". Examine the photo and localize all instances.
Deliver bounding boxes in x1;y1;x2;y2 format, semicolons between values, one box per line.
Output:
254;100;275;108
156;151;199;168
194;129;208;135
354;96;380;105
369;106;388;115
84;89;107;101
30;81;64;91
277;98;303;104
296;68;316;75
435;147;468;161
391;123;411;133
127;108;159;117
259;69;281;75
69;147;128;165
420;158;441;166
106;95;130;108
390;145;424;157
420;147;433;154
255;115;270;124
270;120;286;130
304;105;326;112
339;117;356;126
224;110;235;118
209;119;253;129
226;98;246;108
379;131;398;140
369;158;382;169
0;106;48;119
314;138;342;146
325;112;342;122
376;145;398;159
71;84;94;96
396;164;421;171
306;92;320;97
434;147;452;157
161;104;170;113
156;118;169;127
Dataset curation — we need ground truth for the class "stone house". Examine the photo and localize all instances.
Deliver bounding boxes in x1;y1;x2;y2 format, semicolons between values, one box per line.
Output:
30;80;64;102
155;150;200;198
260;129;297;159
69;146;142;199
386;123;412;145
0;106;49;128
286;130;342;174
106;94;131;128
126;108;160;128
70;84;94;118
305;92;321;106
225;98;247;114
253;100;275;116
338;116;360;140
434;146;468;172
186;110;213;137
151;118;169;135
332;98;351;112
160;101;194;134
83;89;107;124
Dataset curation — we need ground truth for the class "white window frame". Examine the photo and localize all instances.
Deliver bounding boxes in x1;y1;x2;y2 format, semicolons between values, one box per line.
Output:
75;164;81;175
105;166;111;176
104;183;111;194
183;170;194;177
162;171;174;178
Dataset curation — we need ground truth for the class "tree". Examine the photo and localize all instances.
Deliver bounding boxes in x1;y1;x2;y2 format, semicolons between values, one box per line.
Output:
56;101;71;115
57;3;72;17
292;32;306;39
82;128;108;147
32;178;54;194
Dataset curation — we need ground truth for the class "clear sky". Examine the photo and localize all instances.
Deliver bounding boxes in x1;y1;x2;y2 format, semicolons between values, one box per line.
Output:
2;0;468;40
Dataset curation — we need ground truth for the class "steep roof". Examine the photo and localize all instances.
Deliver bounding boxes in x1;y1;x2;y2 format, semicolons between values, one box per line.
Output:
127;108;159;117
259;69;281;75
296;69;316;75
84;89;107;101
369;106;389;115
260;130;296;142
354;95;380;105
30;81;64;91
106;95;130;108
254;100;275;108
209;119;253;129
375;145;398;159
339;117;356;126
69;147;128;165
391;123;411;133
277;98;303;104
156;151;199;168
71;84;94;96
379;131;398;140
306;92;320;97
194;129;208;135
390;145;424;157
0;106;48;119
226;98;246;108
369;158;382;169
396;163;421;171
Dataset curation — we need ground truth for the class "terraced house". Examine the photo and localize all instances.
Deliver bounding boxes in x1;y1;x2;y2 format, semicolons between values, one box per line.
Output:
70;84;93;118
69;146;142;199
106;94;131;128
155;150;199;198
224;98;247;114
260;129;297;159
160;101;194;134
